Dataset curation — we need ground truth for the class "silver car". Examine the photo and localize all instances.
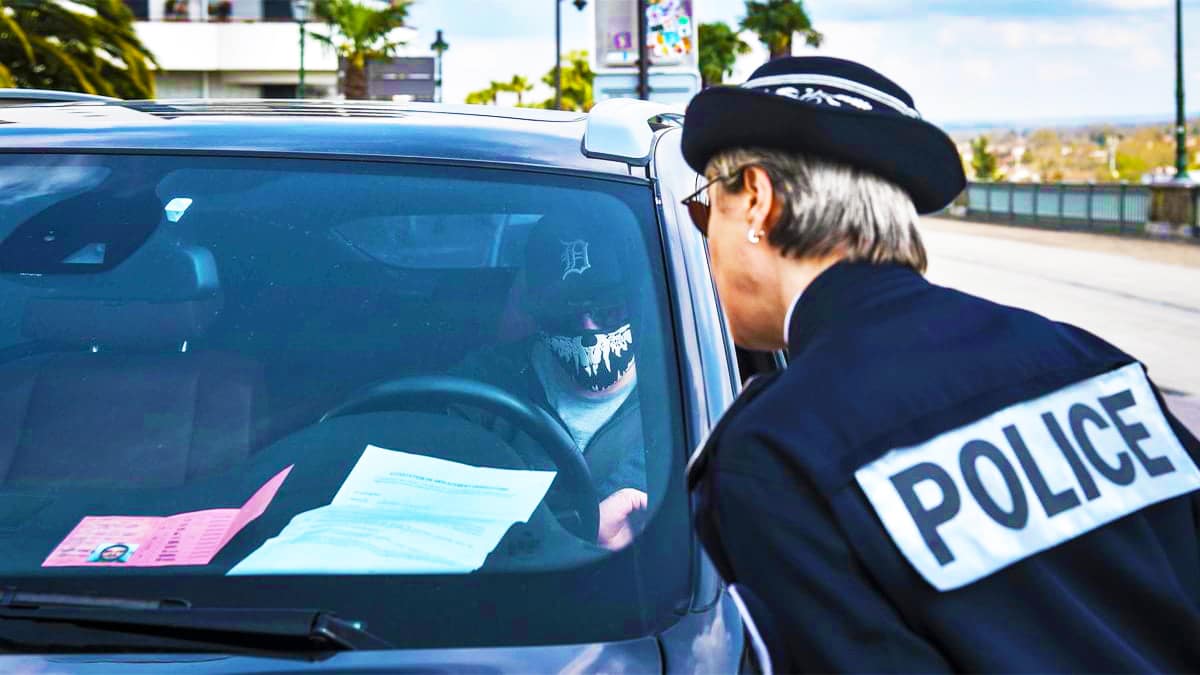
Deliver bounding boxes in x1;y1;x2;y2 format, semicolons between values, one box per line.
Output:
0;96;777;673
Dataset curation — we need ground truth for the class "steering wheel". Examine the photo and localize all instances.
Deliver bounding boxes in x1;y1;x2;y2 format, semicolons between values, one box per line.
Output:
320;375;600;542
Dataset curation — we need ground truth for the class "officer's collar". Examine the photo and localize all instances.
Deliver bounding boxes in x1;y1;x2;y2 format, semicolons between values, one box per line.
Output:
787;261;927;356
782;288;805;345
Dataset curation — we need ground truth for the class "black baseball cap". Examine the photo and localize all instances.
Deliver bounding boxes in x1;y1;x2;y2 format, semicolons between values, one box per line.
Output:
523;215;627;319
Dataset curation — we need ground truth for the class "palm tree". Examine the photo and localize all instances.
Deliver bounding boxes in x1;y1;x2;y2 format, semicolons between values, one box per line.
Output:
466;82;503;105
312;0;413;100
464;88;494;105
508;74;532;106
539;50;593;111
740;0;822;61
698;22;751;87
487;82;507;104
0;0;157;98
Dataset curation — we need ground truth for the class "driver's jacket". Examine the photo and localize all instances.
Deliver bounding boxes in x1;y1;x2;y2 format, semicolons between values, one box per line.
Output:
450;337;646;499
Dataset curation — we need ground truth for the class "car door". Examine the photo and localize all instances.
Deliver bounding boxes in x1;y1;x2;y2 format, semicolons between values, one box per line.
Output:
649;126;792;673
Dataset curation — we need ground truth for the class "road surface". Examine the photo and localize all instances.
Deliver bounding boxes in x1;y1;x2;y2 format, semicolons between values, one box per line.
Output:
921;217;1200;434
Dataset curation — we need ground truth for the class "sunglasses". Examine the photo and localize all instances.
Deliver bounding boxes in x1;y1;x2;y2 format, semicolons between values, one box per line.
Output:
679;166;748;236
533;300;631;334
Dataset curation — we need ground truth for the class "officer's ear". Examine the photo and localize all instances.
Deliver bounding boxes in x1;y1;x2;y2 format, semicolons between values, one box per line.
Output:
742;166;783;238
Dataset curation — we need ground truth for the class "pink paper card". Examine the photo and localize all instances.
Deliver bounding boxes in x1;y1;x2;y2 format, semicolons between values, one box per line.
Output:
43;465;292;568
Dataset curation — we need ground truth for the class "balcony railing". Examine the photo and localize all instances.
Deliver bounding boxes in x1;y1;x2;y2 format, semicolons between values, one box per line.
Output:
260;0;295;20
125;0;150;19
125;0;297;21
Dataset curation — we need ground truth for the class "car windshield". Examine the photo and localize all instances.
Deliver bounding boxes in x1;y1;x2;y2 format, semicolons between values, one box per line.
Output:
0;153;689;648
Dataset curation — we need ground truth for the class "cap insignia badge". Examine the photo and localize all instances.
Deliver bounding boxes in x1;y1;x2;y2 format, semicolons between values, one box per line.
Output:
560;239;591;279
776;86;873;111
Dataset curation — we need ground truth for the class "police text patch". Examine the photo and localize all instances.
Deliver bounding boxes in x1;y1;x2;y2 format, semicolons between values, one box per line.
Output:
855;363;1200;591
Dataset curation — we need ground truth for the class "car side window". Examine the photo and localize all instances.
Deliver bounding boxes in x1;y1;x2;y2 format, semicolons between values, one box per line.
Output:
735;348;786;386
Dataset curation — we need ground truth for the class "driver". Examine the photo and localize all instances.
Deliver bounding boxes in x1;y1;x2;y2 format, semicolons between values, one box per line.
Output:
452;215;647;551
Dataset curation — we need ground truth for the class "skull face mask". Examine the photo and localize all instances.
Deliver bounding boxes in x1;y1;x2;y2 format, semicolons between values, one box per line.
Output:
540;323;635;393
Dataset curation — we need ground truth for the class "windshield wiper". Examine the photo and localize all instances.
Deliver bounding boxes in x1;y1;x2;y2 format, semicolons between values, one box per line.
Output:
0;588;392;656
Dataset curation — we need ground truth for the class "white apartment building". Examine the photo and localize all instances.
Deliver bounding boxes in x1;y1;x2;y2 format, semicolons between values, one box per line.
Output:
124;0;415;99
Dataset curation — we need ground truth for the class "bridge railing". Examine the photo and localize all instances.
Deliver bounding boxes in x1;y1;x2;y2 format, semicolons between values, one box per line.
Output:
960;181;1200;240
964;181;1152;233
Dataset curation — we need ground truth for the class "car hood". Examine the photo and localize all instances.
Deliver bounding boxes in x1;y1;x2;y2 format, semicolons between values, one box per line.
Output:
0;637;662;673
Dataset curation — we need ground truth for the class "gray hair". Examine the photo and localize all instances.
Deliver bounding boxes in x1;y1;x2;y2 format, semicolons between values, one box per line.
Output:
706;148;927;273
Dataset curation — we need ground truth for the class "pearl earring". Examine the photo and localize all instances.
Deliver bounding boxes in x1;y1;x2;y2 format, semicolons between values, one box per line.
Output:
746;228;763;244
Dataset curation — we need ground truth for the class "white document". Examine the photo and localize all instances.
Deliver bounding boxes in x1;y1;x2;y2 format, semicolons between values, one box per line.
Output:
229;445;556;575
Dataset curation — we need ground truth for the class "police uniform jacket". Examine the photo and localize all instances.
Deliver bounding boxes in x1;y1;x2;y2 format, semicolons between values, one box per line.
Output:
690;261;1200;672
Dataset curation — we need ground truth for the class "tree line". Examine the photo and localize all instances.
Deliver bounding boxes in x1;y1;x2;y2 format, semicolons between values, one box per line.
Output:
469;0;820;110
0;0;819;102
465;50;593;110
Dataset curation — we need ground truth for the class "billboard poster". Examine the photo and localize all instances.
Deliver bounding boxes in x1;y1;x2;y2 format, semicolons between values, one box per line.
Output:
594;0;696;69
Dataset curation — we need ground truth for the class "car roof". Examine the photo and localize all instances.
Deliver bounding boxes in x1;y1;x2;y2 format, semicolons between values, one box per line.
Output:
0;99;640;177
0;88;118;105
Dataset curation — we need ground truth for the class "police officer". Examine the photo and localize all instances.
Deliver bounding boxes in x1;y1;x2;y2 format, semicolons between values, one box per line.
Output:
682;56;1200;672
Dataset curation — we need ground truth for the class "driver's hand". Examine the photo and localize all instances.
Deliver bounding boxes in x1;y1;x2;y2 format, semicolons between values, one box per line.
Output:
598;488;648;551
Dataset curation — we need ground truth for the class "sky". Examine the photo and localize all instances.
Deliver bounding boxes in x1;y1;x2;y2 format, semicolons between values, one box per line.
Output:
401;0;1200;126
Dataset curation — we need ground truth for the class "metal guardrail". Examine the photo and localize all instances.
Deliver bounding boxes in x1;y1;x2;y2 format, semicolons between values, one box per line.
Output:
965;181;1152;233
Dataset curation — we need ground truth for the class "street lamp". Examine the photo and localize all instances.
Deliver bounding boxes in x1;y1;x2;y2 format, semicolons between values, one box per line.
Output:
636;0;649;100
291;0;311;99
430;29;449;104
554;0;588;110
1175;0;1190;182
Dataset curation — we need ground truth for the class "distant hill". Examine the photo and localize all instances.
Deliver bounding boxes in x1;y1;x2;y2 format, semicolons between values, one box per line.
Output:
954;114;1200;184
943;112;1200;142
